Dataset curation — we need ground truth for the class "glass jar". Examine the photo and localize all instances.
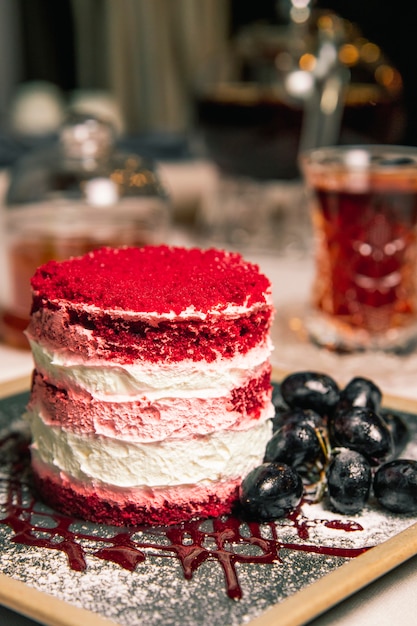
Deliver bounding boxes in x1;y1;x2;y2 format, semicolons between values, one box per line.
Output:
0;113;171;348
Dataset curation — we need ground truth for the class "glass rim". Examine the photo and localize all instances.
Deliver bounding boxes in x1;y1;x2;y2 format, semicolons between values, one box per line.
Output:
299;144;417;172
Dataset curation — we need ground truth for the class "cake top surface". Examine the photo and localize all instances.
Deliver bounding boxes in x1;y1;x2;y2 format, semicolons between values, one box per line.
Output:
30;246;272;314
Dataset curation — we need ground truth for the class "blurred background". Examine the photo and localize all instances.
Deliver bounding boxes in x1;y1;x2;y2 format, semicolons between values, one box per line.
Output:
0;0;415;152
0;0;416;349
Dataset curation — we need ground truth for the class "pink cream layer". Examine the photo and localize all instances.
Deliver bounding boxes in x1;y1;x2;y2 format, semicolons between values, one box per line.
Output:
32;458;242;526
29;365;273;441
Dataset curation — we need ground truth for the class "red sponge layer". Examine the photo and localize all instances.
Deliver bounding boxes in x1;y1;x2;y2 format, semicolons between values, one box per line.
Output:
28;306;272;363
33;473;240;527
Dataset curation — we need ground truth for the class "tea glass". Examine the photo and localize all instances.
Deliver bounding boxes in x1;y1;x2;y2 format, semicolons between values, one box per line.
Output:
300;145;417;353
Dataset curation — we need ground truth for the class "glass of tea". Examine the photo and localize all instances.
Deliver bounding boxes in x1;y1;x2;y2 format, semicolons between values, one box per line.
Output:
300;144;417;353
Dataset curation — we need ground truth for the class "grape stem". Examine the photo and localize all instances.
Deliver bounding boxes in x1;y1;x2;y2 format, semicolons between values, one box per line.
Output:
311;426;333;503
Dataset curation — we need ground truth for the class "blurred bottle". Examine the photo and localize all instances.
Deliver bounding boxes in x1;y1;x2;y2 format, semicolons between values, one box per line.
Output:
0;112;170;349
194;2;404;252
196;5;405;182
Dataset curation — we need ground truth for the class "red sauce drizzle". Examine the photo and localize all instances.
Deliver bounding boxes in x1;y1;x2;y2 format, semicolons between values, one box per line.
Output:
0;430;369;600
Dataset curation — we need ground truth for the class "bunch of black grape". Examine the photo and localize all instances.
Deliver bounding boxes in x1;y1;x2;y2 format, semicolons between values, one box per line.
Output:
239;371;417;521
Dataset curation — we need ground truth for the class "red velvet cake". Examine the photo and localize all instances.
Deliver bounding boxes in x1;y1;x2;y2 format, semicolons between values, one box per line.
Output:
25;245;274;526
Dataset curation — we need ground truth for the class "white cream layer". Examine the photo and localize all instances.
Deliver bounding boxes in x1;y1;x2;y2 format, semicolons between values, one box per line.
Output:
27;410;272;488
38;291;273;321
29;338;273;400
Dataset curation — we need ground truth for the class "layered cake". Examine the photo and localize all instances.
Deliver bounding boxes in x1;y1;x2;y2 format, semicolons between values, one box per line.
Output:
25;245;274;526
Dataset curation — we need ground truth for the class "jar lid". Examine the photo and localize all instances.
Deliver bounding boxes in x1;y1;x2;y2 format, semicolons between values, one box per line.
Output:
59;112;115;160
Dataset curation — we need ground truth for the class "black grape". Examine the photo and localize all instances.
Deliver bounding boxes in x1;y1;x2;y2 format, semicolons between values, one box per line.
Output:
271;407;324;434
374;460;417;513
242;371;416;523
326;449;372;514
380;409;410;458
264;422;323;468
328;407;393;464
280;371;340;417
239;463;303;520
335;376;382;414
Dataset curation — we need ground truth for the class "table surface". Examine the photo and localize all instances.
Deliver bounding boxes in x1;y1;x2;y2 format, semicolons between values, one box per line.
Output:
2;161;417;625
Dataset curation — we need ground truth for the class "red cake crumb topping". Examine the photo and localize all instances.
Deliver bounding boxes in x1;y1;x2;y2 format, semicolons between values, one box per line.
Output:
30;246;271;315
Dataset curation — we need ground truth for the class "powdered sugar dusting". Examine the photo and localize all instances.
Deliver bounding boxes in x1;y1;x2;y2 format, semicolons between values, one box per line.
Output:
1;391;417;626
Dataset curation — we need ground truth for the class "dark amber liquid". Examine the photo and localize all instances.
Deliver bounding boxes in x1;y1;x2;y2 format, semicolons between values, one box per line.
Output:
311;185;417;334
